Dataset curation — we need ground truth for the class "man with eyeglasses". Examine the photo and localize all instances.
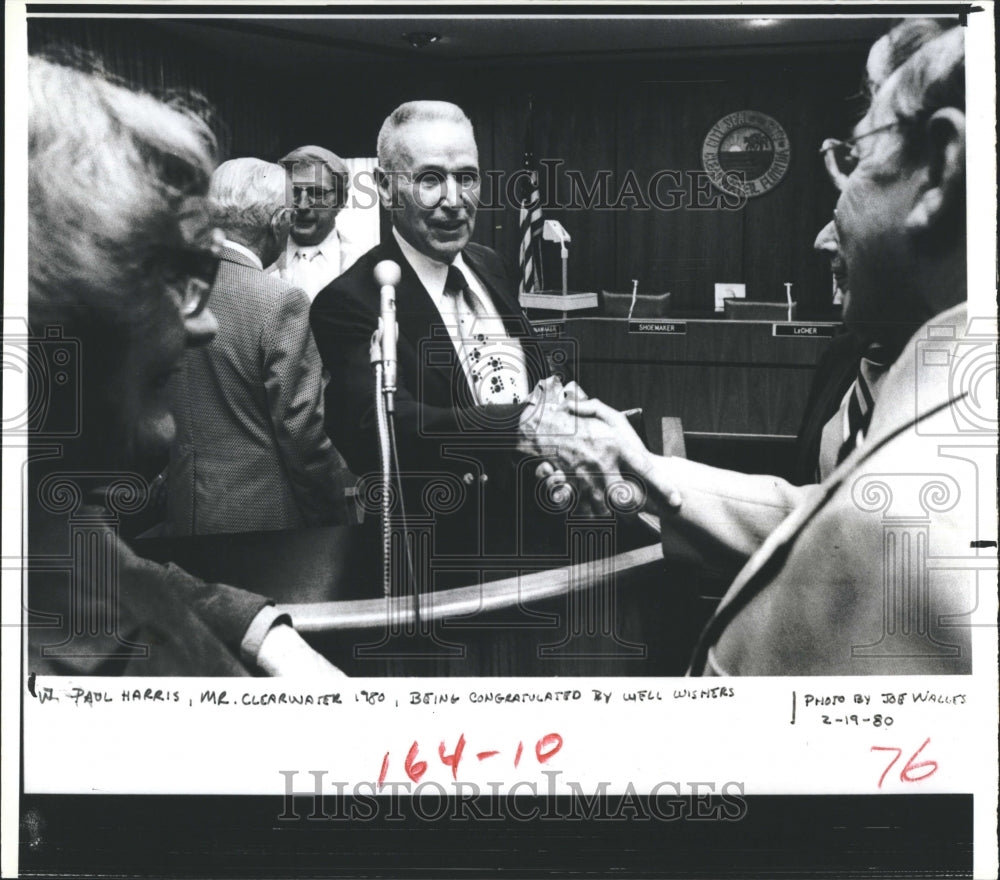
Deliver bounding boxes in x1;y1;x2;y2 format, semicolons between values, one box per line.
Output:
521;26;985;675
167;158;351;536
273;145;362;300
799;17;955;484
27;59;344;676
310;101;562;552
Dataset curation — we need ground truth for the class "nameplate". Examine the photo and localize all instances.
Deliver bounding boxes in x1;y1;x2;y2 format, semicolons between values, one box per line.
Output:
628;321;687;335
532;321;565;338
772;323;837;338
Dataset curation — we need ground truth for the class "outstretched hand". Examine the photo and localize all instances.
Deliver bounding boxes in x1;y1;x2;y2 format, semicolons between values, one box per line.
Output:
519;378;682;517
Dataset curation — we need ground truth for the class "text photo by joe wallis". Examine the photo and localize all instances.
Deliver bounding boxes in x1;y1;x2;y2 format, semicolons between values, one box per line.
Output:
20;12;995;680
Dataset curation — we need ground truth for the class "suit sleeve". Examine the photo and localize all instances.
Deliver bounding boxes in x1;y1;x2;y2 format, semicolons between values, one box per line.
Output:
656;456;807;569
310;283;526;478
260;285;352;526
156;559;271;655
28;527;264;675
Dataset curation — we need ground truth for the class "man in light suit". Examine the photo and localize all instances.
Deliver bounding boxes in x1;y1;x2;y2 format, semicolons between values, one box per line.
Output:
310;101;567;552
272;145;363;300
523;27;991;675
168;158;352;535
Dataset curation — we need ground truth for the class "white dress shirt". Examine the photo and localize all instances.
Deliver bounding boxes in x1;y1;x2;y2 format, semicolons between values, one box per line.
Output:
393;228;530;405
281;227;355;301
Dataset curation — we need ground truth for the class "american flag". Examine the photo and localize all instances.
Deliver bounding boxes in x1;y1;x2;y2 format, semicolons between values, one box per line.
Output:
518;102;545;295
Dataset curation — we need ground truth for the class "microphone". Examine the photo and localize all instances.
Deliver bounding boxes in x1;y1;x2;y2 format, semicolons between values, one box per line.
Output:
374;260;402;402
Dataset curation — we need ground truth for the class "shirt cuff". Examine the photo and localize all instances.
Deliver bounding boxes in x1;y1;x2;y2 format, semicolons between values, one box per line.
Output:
240;606;293;669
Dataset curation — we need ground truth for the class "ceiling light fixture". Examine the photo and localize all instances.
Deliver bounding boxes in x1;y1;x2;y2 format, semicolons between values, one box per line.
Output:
403;31;441;49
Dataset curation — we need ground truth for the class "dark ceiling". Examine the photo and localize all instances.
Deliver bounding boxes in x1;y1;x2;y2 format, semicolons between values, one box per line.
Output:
150;13;907;69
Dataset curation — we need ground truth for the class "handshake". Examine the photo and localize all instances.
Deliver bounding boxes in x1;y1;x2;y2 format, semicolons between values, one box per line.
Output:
516;376;683;518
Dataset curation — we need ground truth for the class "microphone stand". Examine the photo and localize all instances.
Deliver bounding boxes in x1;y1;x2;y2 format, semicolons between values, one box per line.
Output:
371;259;420;633
370;328;393;601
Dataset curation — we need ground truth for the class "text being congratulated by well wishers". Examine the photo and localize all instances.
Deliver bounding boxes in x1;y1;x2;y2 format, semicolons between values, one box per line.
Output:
23;677;978;798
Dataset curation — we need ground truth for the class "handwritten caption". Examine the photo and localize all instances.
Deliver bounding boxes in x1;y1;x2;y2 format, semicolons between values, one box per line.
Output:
790;688;967;726
26;680;970;793
789;689;965;790
31;684;739;708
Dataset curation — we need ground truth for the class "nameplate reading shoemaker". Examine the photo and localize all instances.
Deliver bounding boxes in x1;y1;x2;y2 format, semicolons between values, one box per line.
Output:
628;321;688;335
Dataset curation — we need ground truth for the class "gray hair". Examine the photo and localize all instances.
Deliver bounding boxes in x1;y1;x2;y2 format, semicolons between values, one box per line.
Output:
873;27;965;246
880;26;965;127
376;101;475;170
866;18;956;96
29;56;216;334
209;158;286;237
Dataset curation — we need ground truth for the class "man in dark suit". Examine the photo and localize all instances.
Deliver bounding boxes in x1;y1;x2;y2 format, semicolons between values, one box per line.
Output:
168;158;352;535
310;101;565;552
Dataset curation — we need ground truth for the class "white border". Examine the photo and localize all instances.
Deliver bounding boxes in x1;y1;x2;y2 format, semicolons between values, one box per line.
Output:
3;4;997;878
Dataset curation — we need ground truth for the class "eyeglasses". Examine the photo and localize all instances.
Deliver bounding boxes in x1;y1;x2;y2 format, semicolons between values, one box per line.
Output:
291;184;344;209
400;169;481;203
819;120;908;180
411;169;480;189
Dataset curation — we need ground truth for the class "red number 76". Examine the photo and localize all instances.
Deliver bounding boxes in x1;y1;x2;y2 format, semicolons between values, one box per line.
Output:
870;738;938;789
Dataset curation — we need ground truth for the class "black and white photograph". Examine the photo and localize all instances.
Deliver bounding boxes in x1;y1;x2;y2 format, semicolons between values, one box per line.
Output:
3;2;997;877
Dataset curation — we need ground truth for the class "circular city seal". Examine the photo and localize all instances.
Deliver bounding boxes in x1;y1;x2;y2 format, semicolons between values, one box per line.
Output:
702;110;790;199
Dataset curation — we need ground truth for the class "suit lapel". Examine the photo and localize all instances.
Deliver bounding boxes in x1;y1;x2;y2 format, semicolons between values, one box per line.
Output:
381;236;447;347
383;235;543;393
463;245;529;332
705;304;972;635
688;382;967;674
380;237;456;402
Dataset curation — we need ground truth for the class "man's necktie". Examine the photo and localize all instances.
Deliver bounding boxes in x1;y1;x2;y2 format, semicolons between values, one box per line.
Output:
445;264;483;320
444;265;527;405
835;342;890;465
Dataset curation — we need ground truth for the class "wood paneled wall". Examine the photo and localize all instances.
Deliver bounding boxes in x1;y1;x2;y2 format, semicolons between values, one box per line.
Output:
29;18;869;315
469;56;866;316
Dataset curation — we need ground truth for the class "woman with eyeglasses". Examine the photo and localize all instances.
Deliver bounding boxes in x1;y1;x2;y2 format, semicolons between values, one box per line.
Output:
26;56;343;676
